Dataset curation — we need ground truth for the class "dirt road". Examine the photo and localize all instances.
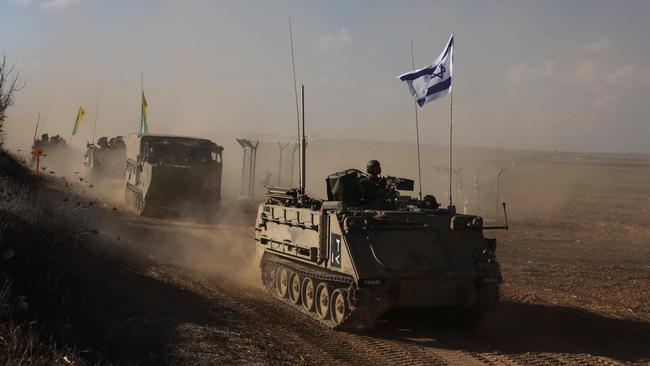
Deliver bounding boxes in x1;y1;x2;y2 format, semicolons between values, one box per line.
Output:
6;141;650;365
88;199;649;366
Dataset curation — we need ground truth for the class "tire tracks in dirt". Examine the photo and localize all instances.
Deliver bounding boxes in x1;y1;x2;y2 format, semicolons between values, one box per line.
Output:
160;267;445;365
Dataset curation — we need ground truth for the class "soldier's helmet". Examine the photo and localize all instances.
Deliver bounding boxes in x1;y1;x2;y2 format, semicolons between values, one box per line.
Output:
97;137;109;149
114;136;126;149
366;160;381;176
422;195;440;209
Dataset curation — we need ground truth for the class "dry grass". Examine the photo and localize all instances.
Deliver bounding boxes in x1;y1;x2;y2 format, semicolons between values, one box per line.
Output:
0;279;80;366
0;148;179;365
0;149;99;365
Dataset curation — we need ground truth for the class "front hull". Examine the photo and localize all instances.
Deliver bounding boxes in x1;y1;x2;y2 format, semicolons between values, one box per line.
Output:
125;163;222;217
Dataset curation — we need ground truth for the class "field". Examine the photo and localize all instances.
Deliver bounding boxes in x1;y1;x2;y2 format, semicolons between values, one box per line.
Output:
2;142;650;365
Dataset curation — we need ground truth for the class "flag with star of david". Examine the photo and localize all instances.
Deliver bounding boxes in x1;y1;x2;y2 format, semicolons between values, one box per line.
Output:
398;33;453;108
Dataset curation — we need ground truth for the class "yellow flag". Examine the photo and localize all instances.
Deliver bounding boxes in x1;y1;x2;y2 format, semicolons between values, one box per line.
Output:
71;106;86;136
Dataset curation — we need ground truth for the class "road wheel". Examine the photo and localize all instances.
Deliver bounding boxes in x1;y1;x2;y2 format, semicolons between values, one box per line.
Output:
331;289;349;325
301;277;315;312
261;263;276;290
288;271;301;305
315;282;331;320
133;192;145;215
276;267;289;298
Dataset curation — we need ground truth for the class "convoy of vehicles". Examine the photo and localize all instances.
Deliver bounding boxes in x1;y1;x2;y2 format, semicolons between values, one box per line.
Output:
35;120;503;331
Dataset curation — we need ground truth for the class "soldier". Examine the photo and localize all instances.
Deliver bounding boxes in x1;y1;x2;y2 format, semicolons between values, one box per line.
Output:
359;160;390;209
113;136;126;150
97;137;109;149
422;194;440;210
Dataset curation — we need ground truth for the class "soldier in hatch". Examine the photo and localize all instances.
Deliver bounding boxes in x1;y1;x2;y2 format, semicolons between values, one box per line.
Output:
97;137;109;150
112;136;126;150
359;160;395;209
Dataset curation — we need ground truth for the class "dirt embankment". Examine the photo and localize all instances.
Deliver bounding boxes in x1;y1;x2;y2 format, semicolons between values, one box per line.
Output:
1;149;185;365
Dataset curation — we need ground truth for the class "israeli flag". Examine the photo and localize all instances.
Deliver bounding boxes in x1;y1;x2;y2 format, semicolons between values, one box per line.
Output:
398;33;453;108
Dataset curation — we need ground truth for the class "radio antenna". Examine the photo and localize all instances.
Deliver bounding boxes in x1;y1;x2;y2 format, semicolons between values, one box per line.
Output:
32;113;40;142
38;102;53;134
92;88;101;145
300;84;306;195
288;18;302;188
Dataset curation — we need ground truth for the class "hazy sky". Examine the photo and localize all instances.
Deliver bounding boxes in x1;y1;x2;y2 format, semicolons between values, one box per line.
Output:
2;0;650;153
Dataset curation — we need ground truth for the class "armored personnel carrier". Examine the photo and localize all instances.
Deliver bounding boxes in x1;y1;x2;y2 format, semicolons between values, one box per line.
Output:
31;133;76;173
255;169;503;330
124;133;224;217
84;136;126;181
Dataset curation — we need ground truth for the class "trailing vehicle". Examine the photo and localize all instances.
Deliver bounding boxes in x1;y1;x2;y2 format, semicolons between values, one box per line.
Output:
124;133;223;217
84;136;126;181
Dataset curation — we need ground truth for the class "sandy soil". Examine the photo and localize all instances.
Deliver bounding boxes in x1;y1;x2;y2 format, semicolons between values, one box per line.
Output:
16;144;650;365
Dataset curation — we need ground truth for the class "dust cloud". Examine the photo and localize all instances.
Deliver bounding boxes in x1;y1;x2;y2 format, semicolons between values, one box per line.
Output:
6;106;650;290
77;187;258;287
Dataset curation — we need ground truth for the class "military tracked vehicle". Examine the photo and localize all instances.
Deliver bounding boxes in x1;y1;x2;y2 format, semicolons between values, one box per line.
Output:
255;169;504;330
84;136;126;181
31;133;76;173
124;133;223;217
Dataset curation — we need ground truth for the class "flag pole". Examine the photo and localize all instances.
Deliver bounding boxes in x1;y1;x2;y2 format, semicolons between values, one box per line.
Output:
92;88;100;146
448;28;455;209
140;71;144;134
69;108;75;147
411;40;423;201
449;85;453;208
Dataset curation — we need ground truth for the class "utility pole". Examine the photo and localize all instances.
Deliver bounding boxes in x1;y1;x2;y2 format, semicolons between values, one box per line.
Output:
237;138;260;198
278;142;290;186
290;143;299;187
473;167;485;214
237;139;249;197
248;140;259;197
496;167;506;219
